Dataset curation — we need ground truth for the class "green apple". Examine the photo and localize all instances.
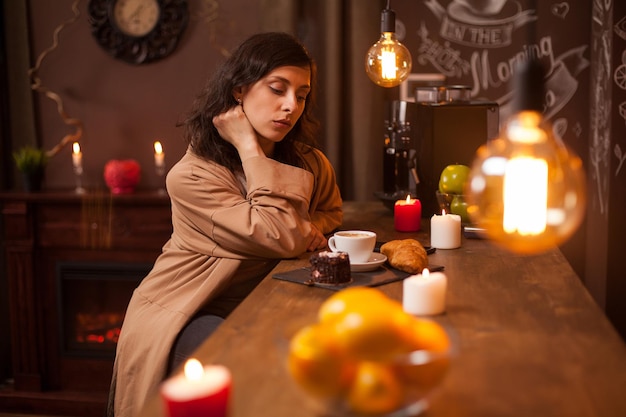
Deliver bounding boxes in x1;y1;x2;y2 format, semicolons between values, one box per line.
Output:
438;164;470;194
451;195;470;223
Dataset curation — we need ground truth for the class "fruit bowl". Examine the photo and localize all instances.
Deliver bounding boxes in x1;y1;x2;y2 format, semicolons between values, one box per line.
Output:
323;346;451;417
285;287;455;417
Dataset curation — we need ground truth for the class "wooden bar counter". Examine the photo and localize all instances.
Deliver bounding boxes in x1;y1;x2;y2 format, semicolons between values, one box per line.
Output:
138;202;626;417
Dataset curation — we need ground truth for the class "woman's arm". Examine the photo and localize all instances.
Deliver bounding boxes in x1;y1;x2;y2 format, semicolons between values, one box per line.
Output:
167;153;315;259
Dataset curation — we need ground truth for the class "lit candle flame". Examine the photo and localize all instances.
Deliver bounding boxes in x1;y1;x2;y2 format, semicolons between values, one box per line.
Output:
441;209;446;216
71;142;83;170
422;268;430;278
184;358;204;381
405;195;411;204
154;141;163;154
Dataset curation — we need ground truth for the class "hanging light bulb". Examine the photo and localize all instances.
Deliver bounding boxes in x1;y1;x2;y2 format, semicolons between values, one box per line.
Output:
465;58;586;254
365;2;412;88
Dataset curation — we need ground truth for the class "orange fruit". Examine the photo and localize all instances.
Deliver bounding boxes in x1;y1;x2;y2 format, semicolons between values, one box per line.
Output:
287;323;356;398
328;300;416;361
347;361;404;415
403;318;451;353
318;286;392;324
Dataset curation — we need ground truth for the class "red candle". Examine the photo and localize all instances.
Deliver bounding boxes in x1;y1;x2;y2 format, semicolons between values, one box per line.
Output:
394;195;422;232
161;359;231;417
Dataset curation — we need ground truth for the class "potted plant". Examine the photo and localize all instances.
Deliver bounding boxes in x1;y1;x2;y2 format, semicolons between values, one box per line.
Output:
13;146;48;191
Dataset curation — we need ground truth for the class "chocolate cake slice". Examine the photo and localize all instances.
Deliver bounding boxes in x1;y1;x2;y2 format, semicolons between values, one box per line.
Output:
309;251;352;284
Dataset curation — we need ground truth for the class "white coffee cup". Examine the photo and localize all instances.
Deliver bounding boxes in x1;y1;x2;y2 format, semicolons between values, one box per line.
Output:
327;230;377;263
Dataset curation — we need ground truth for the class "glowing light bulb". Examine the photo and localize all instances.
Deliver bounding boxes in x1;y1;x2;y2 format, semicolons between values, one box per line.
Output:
365;8;412;88
467;110;586;254
466;60;586;254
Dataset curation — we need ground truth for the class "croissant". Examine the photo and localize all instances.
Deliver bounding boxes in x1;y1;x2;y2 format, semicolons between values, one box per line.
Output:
380;239;428;274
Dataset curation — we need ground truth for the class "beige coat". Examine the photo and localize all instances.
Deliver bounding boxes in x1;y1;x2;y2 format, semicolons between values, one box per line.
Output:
107;146;343;417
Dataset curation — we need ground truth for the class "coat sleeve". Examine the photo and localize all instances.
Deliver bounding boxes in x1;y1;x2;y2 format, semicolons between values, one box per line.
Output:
166;152;315;259
303;148;343;234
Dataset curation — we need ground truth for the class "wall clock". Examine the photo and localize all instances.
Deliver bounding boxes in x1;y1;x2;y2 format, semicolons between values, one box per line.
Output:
88;0;189;65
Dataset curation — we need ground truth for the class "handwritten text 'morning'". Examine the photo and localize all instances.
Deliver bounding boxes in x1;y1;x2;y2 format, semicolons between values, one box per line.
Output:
470;36;555;96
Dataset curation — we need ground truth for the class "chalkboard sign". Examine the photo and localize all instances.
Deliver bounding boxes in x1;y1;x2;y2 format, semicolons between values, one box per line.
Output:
394;0;590;155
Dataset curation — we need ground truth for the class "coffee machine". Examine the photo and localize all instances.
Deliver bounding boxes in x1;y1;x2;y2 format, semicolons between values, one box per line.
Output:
413;86;499;216
377;87;499;216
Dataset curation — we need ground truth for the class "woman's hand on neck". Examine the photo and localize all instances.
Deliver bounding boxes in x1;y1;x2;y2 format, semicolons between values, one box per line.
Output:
212;106;265;161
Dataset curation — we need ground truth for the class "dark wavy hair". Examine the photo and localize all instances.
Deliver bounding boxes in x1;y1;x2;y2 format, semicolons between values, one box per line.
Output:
179;32;320;172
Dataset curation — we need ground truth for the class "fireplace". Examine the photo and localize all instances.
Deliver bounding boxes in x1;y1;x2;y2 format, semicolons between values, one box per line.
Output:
0;191;172;416
57;262;150;358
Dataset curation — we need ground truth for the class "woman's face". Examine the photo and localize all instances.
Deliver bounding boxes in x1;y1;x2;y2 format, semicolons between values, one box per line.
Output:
239;65;311;152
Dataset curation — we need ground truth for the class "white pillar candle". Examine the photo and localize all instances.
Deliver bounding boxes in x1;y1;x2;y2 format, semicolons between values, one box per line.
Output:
402;268;447;315
430;211;461;249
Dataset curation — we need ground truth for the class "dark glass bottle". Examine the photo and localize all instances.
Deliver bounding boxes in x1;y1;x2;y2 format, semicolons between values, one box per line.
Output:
383;130;411;196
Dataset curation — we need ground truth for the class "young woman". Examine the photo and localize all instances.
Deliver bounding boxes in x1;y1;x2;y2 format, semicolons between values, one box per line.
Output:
107;32;343;417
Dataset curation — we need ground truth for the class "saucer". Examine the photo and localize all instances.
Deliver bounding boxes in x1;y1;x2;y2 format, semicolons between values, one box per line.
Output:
350;253;388;272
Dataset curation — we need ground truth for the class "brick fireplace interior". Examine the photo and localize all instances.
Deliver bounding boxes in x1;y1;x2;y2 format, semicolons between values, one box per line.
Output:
57;262;147;360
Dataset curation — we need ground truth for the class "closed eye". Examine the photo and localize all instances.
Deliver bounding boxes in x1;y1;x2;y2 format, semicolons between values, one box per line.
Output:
270;86;307;103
